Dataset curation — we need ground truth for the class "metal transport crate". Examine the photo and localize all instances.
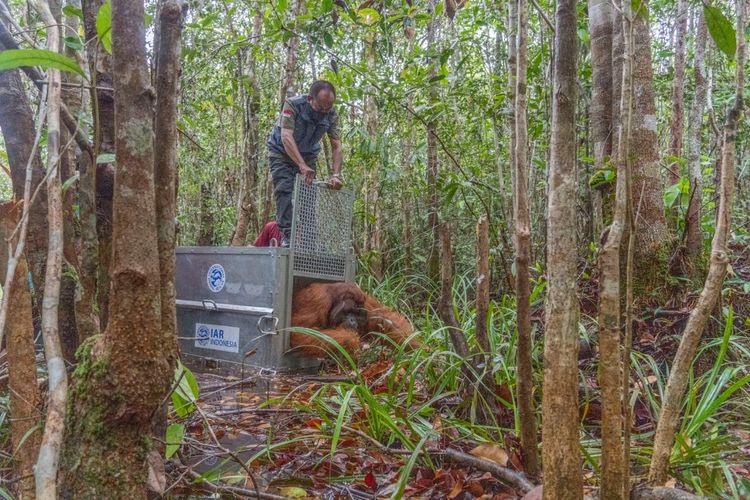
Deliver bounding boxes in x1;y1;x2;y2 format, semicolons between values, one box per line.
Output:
176;177;355;372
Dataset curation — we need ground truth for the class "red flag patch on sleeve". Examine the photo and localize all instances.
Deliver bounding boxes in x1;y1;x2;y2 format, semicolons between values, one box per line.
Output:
282;109;294;117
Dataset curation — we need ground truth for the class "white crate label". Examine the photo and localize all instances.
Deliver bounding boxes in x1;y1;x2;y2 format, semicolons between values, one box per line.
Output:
194;323;239;353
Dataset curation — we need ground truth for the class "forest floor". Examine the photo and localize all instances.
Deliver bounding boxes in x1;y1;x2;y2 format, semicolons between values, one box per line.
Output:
162;243;750;499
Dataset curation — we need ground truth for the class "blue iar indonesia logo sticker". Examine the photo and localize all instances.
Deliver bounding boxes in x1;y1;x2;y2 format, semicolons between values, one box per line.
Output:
207;264;226;293
197;325;210;346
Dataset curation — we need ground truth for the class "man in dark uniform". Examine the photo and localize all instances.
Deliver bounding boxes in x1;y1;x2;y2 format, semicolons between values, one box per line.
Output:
267;80;343;246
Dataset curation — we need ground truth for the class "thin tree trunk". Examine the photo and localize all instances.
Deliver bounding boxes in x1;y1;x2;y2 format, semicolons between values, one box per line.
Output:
60;0;178;493
279;0;302;104
0;33;49;307
58;0;83;364
542;1;581;498
82;0;116;332
514;0;538;477
30;0;67;495
363;33;382;279
231;11;262;246
425;1;440;281
598;1;634;495
475;215;490;353
154;0;182;358
0;202;42;500
685;14;708;260
667;0;688;186
438;223;470;359
649;0;745;485
588;0;613;241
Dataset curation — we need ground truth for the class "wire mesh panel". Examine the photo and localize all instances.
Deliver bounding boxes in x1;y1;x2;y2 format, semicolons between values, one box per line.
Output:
290;176;354;280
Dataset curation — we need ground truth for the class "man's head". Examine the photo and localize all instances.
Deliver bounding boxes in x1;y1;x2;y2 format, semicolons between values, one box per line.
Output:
308;80;336;116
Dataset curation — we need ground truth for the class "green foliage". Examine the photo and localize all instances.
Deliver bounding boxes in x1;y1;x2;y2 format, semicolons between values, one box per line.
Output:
0;49;85;77
165;423;185;459
171;360;199;417
96;0;113;54
704;5;736;59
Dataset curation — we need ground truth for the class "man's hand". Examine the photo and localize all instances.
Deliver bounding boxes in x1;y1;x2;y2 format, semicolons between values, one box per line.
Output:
299;162;315;185
328;174;343;190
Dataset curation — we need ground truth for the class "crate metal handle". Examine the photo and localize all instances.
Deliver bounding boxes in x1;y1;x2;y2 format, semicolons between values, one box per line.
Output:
257;315;279;335
201;299;218;311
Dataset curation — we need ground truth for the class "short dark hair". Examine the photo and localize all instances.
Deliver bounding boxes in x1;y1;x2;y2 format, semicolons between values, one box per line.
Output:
310;80;336;98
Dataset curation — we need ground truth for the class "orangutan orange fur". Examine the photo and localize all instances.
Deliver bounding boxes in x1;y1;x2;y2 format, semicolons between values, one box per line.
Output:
289;282;415;358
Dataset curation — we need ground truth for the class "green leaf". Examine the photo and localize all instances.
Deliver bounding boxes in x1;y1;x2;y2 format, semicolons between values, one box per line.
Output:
64;36;83;51
0;49;86;77
321;0;333;13
279;487;308;498
96;1;113;55
357;7;381;25
323;31;333;48
62;173;79;193
165;423;185;459
96;153;115;164
278;0;288;13
704;5;736;59
663;182;681;208
171;361;199;417
631;0;648;20
63;5;84;19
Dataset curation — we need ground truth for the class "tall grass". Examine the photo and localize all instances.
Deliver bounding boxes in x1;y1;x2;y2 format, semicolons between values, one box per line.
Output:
272;272;749;497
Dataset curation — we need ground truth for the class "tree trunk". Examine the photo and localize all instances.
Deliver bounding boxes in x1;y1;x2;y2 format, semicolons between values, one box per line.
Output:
30;0;67;495
154;0;182;369
0;202;42;500
685;14;708;260
425;1;440;281
631;6;670;278
198;182;216;246
0;33;49;305
59;0;179;494
588;0;613;240
597;0;634;495
475;215;490;353
81;0;116;333
231;11;262;246
513;0;538;477
279;0;302;104
363;33;383;279
58;0;83;364
667;0;688;186
648;0;745;485
542;0;581;498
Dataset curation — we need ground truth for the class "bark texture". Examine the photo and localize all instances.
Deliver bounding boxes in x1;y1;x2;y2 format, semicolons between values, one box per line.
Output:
630;7;669;275
0;35;49;300
30;0;67;495
514;0;538;477
648;0;745;485
588;0;613;239
597;1;633;495
685;15;708;260
425;0;440;281
59;0;179;495
231;11;262;246
541;0;581;498
667;0;688;186
0;202;42;500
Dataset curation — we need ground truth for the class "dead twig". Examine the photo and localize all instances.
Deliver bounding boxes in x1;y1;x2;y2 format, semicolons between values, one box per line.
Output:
443;448;536;494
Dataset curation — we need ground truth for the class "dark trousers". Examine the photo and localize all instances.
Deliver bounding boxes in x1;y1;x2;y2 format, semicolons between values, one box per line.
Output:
269;154;316;238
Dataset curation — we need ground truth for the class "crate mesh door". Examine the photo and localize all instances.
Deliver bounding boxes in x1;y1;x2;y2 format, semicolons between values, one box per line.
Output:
291;176;354;280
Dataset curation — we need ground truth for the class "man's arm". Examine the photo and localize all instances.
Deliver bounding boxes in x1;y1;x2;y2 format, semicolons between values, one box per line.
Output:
327;113;343;190
281;128;315;183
